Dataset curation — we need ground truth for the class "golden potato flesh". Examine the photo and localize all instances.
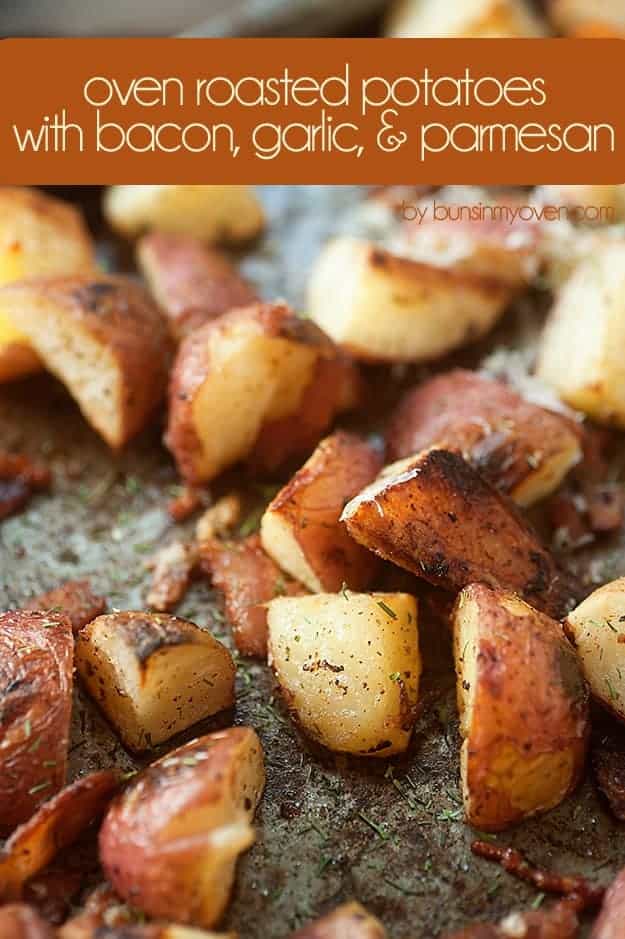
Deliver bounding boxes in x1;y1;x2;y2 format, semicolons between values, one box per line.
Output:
307;237;510;363
290;902;387;939
385;370;582;507
99;728;265;928
104;185;264;244
342;448;574;618
75;612;235;752
261;431;383;592
0;610;73;833
267;592;420;757
549;0;625;36
564;577;625;721
0;187;95;383
0;276;171;448
453;583;589;831
386;0;546;37
166;303;358;484
536;243;625;427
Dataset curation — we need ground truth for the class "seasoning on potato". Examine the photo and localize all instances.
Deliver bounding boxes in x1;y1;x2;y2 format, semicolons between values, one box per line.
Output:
453;583;589;831
267;591;420;757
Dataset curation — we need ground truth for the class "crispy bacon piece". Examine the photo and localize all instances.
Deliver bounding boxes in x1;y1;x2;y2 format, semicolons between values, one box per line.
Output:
137;232;258;341
443;902;579;939
25;580;105;634
0;610;73;833
146;540;199;613
0;771;118;901
0;452;51;521
591;866;625;938
0;904;54;939
592;728;625;822
471;841;604;909
200;534;305;658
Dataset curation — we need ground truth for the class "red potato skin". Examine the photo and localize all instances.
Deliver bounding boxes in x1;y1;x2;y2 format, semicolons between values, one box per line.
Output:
0;611;73;833
99;728;264;927
457;584;589;832
0;904;55;939
24;579;106;633
0;452;51;521
385;369;582;496
137;232;258;340
265;431;383;591
591;867;625;939
0;771;118;900
443;902;579;939
201;534;305;658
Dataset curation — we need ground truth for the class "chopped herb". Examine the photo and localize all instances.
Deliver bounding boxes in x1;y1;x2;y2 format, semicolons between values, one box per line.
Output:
239;506;264;537
341;582;349;601
436;807;463;821
23;718;31;738
317;854;333;876
531;892;545;909
606;676;619;701
358;811;388;839
42;760;57;768
28;781;51;795
377;600;397;620
389;672;401;682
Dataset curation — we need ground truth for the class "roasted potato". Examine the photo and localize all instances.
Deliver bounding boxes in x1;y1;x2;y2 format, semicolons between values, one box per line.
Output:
146;540;199;613
537;243;625;427
591;866;625;939
0;451;51;521
0;610;73;832
0;771;118;900
267;592;420;757
342;448;574;618
564;578;625;722
104;185;264;244
453;583;589;831
443;901;579;939
0;276;172;448
290;902;387;939
137;232;258;340
99;728;265;928
0;187;95;383
201;534;305;659
76;612;235;752
25;579;106;633
0;904;54;939
537;184;625;222
549;0;625;36
63;926;233;939
386;0;547;38
261;431;383;592
307;238;511;363
166;302;360;484
386;370;582;507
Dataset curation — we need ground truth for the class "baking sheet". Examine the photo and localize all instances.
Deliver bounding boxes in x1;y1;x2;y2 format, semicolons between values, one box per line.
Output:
1;185;625;937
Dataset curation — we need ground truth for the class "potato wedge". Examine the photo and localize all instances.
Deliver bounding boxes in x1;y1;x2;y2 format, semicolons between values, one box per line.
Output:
25;579;106;633
267;592;420;757
342;448;574;618
453;584;589;831
386;0;546;38
137;232;258;341
76;612;235;752
0;276;172;448
386;370;582;507
99;728;265;928
261;432;383;592
0;904;54;938
104;185;264;244
537;243;625;427
0;187;95;384
200;534;305;659
564;578;625;722
166;302;359;484
290;902;387;939
307;238;511;363
0;771;118;900
0;610;73;833
591;866;625;939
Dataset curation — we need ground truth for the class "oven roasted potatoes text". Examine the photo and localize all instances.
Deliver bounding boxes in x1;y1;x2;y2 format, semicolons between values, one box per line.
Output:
453;584;589;831
104;185;264;244
0;610;73;832
307;237;511;363
267;592;420;757
342;448;574;618
76;612;235;751
99;728;265;928
0;276;172;448
166;302;360;483
261;431;383;592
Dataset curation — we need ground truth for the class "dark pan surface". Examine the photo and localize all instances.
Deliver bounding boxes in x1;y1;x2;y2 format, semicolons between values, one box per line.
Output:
1;186;625;937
